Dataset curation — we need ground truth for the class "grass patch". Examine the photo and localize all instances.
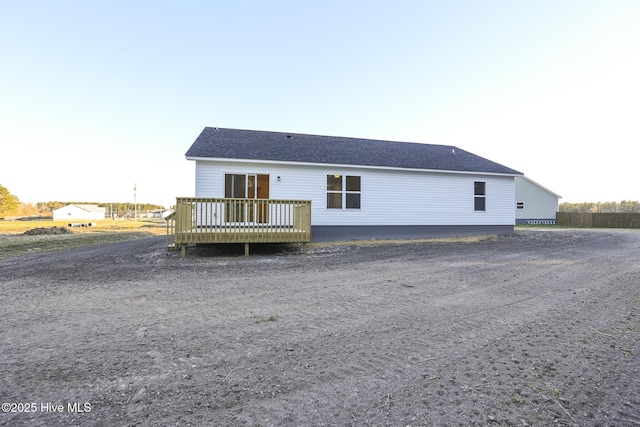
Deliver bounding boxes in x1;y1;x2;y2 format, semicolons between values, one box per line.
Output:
0;219;167;259
515;223;568;229
253;314;279;324
509;396;525;405
0;218;166;235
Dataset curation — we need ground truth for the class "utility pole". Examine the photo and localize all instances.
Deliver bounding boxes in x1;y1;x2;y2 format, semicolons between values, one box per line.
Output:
134;183;137;220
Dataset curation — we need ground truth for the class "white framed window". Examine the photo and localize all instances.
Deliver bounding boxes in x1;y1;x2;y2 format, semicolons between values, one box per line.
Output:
327;175;361;209
474;181;486;211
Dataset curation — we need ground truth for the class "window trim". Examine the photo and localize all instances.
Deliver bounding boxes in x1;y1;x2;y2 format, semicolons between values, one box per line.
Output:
474;181;486;212
326;175;343;209
345;175;361;209
326;174;361;210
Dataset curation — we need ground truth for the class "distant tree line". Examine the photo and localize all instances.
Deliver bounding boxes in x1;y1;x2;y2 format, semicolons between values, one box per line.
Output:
2;185;167;218
560;201;640;213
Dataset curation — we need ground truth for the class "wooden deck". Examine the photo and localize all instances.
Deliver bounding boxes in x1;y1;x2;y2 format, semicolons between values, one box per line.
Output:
166;198;311;256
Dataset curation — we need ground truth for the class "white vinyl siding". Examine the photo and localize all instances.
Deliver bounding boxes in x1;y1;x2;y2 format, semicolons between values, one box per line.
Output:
514;176;560;221
194;162;218;197
195;160;516;226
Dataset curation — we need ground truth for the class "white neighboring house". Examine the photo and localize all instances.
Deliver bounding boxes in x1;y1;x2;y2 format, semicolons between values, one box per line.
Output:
185;128;525;241
515;176;561;224
53;204;106;221
146;209;171;218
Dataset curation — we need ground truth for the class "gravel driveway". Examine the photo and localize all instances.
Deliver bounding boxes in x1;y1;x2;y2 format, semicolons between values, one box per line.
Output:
1;228;639;426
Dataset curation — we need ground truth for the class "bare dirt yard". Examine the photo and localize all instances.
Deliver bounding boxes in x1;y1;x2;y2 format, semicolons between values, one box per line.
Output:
1;228;639;426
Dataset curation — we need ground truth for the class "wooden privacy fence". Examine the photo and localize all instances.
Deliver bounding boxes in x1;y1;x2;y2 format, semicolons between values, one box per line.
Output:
166;197;312;256
556;212;640;228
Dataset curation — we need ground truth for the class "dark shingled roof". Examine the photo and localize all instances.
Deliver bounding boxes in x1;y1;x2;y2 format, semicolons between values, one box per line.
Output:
186;127;522;175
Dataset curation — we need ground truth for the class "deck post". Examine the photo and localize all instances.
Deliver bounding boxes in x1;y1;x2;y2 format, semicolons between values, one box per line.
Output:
303;242;307;254
180;244;186;257
244;242;250;256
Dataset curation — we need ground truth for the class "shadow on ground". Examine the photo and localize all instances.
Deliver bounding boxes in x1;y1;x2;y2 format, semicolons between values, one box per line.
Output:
188;242;306;257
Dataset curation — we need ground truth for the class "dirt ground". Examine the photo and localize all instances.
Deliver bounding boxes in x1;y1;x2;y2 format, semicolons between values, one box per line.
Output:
1;228;638;426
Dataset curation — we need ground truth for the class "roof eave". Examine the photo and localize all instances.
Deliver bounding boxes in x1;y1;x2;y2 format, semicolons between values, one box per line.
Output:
186;156;523;177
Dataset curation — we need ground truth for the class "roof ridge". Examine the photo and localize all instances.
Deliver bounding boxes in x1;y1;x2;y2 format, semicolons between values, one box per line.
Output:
204;127;456;149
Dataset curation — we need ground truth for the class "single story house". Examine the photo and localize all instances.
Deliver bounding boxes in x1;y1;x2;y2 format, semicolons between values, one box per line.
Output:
183;127;523;242
53;204;106;221
515;176;562;224
146;209;171;218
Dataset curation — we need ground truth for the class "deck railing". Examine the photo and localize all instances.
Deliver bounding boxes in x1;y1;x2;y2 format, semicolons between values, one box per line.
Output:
166;197;311;255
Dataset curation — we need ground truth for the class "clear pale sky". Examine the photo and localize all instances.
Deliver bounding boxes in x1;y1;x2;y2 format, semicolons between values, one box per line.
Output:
2;1;639;206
